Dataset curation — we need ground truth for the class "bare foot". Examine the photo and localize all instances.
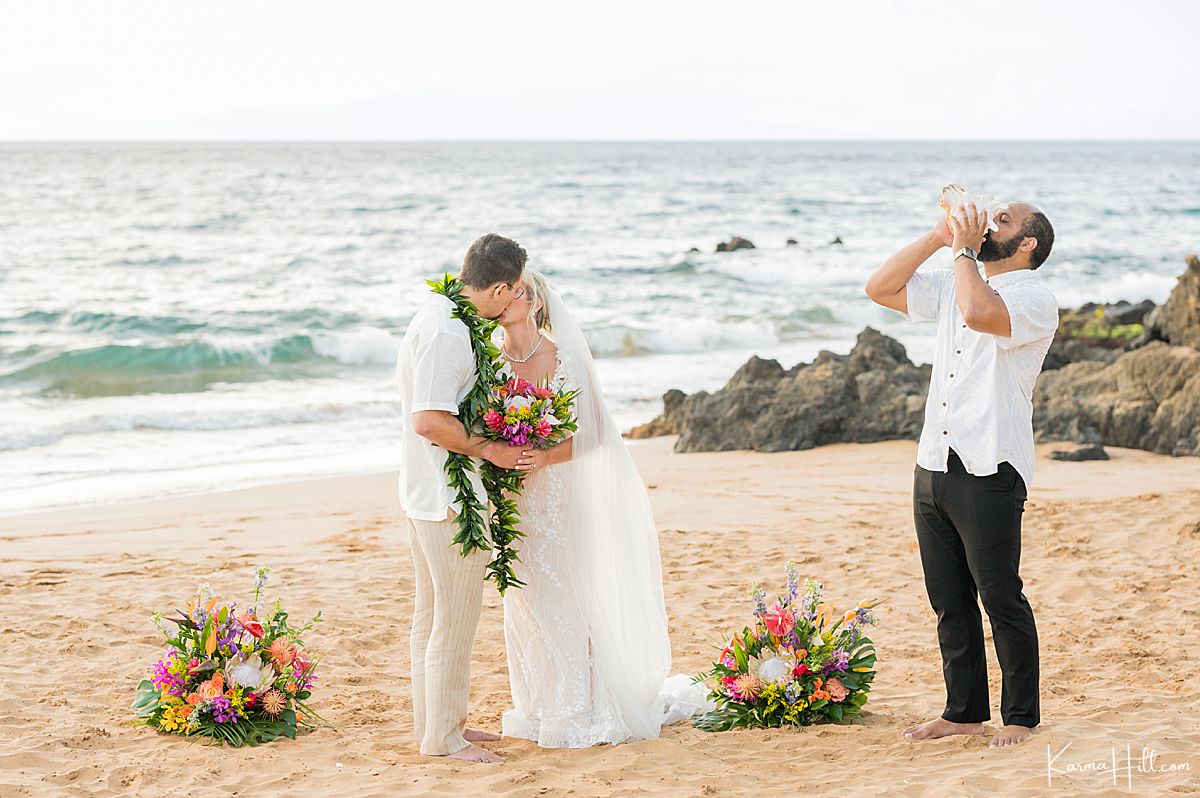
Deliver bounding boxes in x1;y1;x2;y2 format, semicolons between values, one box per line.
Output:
990;724;1035;748
446;744;504;764
902;717;986;741
464;728;501;743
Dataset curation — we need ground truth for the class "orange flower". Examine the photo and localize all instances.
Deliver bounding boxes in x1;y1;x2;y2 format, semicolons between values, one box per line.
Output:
186;693;202;706
268;638;296;669
285;682;297;694
262;689;286;716
196;673;225;701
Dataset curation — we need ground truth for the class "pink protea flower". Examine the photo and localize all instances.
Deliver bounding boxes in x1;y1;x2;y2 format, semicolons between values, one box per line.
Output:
732;673;764;702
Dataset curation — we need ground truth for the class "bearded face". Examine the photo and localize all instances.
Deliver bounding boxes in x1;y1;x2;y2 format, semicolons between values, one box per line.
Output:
978;227;1024;262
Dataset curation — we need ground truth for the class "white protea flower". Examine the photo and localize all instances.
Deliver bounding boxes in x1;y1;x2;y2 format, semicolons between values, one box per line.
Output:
757;656;794;685
224;652;276;694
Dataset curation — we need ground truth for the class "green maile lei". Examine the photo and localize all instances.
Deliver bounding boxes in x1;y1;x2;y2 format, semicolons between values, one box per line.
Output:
427;273;526;594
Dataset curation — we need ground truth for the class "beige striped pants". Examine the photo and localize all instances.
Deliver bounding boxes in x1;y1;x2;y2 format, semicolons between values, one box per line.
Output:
407;513;488;755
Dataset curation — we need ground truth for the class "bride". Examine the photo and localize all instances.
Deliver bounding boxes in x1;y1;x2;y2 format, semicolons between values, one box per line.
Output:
494;268;708;748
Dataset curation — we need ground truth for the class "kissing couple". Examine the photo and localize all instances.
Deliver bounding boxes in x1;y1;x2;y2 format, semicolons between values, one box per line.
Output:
395;234;709;763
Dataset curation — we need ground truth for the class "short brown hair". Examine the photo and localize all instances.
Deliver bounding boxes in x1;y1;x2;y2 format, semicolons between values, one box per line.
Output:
460;234;527;289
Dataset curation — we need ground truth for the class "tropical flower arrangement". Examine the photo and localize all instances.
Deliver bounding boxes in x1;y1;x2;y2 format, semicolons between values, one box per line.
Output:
131;567;325;746
482;375;579;450
693;562;884;731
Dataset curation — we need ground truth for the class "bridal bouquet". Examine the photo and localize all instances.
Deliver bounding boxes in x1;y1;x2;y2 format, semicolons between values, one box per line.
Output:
693;562;883;731
131;567;325;746
482;376;579;450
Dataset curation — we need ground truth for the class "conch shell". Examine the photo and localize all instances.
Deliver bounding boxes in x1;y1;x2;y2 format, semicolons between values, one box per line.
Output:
939;184;1008;233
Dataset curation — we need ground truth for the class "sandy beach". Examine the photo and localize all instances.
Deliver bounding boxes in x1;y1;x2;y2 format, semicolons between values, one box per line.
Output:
2;437;1198;797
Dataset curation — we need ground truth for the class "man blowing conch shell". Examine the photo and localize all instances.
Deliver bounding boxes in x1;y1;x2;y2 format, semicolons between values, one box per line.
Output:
864;186;1058;749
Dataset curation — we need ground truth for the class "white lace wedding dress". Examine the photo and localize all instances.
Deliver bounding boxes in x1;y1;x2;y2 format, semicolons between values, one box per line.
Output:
498;297;710;749
501;355;632;747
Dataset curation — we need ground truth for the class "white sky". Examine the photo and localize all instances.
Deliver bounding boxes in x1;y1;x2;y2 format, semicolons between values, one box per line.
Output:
1;0;1196;140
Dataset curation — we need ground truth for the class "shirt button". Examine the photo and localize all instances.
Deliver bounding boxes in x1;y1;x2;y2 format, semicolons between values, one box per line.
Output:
942;430;948;435
956;349;962;355
949;373;955;378
942;401;947;407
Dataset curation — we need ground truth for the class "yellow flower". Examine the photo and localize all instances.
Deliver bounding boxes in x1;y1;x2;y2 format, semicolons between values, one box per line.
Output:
158;702;192;733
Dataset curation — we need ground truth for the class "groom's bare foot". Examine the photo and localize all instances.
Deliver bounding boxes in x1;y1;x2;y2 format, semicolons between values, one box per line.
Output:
447;744;504;764
464;728;501;743
990;724;1035;748
902;717;986;741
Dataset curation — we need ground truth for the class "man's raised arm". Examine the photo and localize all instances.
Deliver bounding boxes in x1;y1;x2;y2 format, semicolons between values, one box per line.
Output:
865;219;951;313
412;409;522;471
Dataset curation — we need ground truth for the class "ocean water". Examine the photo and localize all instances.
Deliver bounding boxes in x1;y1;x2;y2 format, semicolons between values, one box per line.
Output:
2;141;1197;514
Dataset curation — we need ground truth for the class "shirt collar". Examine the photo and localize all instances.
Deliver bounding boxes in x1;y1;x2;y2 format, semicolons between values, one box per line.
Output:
985;267;1038;289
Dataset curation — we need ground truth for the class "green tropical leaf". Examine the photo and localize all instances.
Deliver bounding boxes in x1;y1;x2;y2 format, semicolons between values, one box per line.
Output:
132;680;161;715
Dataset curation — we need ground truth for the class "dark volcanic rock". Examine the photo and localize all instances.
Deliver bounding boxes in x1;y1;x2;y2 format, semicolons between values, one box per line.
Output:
1049;444;1110;462
715;236;755;252
626;389;686;439
635;254;1200;457
1042;338;1122;372
1034;342;1200;456
670;328;931;453
1104;299;1157;326
1043;300;1158;371
830;236;844;246
786;238;798;246
1143;254;1200;349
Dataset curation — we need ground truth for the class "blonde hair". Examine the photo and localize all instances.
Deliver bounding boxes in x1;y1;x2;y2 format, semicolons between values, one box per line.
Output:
523;268;552;334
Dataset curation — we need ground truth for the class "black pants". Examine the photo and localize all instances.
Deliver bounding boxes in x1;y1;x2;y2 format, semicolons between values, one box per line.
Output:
913;449;1040;728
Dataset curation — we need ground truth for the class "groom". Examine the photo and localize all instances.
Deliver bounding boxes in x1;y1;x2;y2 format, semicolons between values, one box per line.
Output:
865;199;1058;748
396;233;526;763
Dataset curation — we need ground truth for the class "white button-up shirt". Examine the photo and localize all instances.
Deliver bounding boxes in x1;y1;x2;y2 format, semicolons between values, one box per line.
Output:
395;293;486;522
904;263;1058;491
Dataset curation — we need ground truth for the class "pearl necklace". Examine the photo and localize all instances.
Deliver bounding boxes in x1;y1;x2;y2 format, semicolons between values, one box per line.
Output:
503;331;545;364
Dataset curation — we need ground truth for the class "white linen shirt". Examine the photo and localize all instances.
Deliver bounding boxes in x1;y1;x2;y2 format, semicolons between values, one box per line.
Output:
904;263;1058;491
395;292;486;522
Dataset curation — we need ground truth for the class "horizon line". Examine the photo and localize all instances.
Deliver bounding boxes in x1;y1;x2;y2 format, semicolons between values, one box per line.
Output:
2;137;1198;146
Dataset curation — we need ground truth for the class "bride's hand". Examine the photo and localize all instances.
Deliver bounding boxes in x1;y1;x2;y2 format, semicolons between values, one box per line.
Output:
516;448;550;472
